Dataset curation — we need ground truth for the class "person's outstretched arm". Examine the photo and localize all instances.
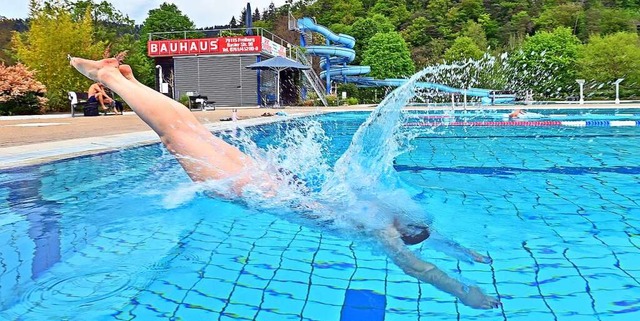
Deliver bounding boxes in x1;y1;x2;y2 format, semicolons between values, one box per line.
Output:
375;225;500;309
424;230;492;264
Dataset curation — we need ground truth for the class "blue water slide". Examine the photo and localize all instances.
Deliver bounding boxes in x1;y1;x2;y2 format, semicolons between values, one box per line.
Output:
298;18;371;93
298;17;355;49
297;17;515;103
346;77;492;97
310;46;355;64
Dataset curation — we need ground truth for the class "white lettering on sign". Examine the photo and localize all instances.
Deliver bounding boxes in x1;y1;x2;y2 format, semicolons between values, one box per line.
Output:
159;43;168;54
147;36;261;56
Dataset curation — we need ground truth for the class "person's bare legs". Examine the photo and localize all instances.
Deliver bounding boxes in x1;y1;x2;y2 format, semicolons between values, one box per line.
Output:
96;93;108;111
69;57;264;191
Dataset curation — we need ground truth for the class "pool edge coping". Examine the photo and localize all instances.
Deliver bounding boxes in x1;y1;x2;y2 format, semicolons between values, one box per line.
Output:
0;110;343;170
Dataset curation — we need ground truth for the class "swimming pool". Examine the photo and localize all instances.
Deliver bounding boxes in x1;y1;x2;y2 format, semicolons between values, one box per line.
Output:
1;110;639;320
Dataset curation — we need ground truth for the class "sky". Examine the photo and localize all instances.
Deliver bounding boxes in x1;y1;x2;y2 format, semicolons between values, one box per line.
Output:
0;0;288;27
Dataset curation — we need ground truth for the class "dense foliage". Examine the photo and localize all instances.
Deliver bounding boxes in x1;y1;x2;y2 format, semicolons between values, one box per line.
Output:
362;32;415;79
135;3;198;86
0;63;47;115
507;27;582;98
290;0;640;99
11;1;104;111
2;0;640;112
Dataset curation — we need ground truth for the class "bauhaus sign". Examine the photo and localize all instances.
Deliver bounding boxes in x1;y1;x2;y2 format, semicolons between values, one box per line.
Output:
147;35;291;57
148;36;263;57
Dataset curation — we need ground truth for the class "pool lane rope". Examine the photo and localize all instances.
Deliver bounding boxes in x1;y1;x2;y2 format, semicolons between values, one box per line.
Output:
405;120;640;127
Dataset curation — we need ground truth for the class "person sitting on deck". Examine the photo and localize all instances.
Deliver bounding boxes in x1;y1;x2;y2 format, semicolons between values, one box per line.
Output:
69;56;501;310
88;82;120;115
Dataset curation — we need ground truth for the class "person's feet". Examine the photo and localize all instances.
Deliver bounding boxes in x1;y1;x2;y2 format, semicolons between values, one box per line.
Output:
69;57;119;82
118;64;140;84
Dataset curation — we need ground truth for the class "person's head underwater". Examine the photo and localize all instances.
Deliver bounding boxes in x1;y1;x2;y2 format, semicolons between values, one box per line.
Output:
394;219;431;245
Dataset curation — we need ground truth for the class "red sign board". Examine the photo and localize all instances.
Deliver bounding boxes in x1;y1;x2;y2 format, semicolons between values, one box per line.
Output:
148;36;262;57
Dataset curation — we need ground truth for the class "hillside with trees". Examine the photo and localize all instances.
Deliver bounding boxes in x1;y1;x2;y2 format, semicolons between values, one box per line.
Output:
2;0;640;113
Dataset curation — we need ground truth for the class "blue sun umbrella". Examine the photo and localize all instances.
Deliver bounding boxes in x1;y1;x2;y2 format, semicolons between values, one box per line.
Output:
246;56;310;107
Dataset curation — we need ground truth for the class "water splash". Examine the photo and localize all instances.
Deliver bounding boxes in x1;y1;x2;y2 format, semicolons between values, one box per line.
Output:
196;67;442;240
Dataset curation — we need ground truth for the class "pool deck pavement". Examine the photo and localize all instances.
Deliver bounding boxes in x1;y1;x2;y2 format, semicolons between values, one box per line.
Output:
0;106;373;169
1;103;638;169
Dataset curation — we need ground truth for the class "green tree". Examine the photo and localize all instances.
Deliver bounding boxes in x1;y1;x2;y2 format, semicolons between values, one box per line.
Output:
229;16;239;28
0;19;28;64
329;23;352;36
61;1;138;79
406;0;428;11
534;4;586;40
578;32;640;86
350;15;394;63
371;0;410;28
459;0;485;21
362;31;415;79
505;11;533;40
491;0;530;26
584;1;639;36
477;13;500;47
307;0;364;26
411;38;450;67
597;8;638;35
424;0;455;39
444;36;484;62
11;1;103;111
440;36;488;97
135;3;197;86
461;20;488;50
140;3;196;37
402;17;431;47
508;27;581;98
65;0;135;41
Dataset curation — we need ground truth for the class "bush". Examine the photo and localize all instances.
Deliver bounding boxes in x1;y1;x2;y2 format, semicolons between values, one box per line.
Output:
326;94;338;106
179;94;190;107
346;97;359;105
0;63;47;115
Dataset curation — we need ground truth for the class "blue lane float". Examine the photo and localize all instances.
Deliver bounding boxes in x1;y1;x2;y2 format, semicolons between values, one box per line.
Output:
404;120;640;127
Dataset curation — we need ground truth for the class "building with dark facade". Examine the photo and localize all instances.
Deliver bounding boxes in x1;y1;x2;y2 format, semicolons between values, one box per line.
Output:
148;30;299;107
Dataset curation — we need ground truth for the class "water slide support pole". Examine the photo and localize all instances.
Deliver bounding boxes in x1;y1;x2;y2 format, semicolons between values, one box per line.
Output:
325;39;331;94
463;89;467;110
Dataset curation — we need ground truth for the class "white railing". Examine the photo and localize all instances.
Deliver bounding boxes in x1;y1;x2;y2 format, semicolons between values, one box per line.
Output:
294;48;328;107
288;11;298;31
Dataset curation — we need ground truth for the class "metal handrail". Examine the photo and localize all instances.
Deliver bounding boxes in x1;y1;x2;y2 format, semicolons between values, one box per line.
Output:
288;11;298;31
296;51;323;92
294;47;328;107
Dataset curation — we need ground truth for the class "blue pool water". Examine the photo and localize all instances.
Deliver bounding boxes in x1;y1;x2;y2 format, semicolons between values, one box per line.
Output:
1;111;640;320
